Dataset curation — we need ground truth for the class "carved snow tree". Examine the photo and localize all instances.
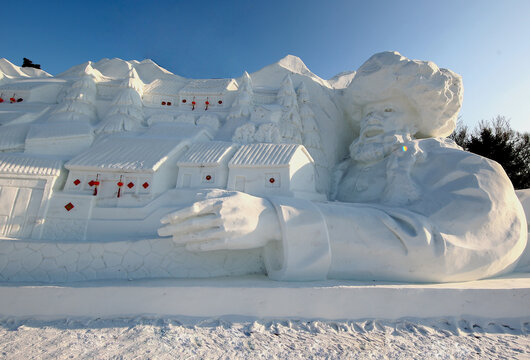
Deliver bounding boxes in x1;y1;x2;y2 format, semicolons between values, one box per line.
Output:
96;68;144;134
227;71;254;120
297;81;328;190
278;75;302;144
51;65;98;123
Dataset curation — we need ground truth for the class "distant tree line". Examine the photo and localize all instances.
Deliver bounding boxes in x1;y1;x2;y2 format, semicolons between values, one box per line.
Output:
449;115;530;189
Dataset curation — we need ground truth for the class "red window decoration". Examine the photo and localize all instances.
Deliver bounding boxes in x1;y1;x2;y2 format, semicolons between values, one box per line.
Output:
117;181;124;187
269;178;275;184
182;99;187;103
10;97;16;103
218;100;223;104
73;179;81;186
88;180;95;187
93;181;100;186
161;101;166;105
127;182;135;189
64;202;74;211
167;101;172;106
17;98;23;102
191;101;196;105
0;98;4;103
142;182;150;189
205;175;212;181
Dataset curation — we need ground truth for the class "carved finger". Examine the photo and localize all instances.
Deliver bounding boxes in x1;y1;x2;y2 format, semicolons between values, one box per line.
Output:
160;200;222;224
158;215;222;237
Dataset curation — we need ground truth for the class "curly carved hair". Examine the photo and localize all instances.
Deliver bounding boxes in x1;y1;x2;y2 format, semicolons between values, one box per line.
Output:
346;51;463;138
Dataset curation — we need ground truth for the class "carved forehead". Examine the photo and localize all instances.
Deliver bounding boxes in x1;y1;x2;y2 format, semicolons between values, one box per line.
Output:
345;51;463;138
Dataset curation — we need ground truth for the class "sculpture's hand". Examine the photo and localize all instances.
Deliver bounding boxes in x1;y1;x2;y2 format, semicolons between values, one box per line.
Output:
157;191;281;251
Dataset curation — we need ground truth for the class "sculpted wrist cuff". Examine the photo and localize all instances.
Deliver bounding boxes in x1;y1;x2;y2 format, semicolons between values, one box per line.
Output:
264;197;331;281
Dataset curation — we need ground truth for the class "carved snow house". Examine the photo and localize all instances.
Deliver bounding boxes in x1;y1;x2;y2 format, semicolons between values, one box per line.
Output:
176;141;238;189
0;79;65;104
0;153;63;239
143;79;184;107
64;136;189;206
227;143;322;200
178;79;238;111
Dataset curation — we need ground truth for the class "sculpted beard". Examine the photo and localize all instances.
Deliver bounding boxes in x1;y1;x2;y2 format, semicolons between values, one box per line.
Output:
349;133;411;163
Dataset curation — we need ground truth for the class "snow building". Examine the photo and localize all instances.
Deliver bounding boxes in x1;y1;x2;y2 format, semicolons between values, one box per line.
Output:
0;79;65;104
64;136;189;206
0;153;63;239
142;79;183;107
176;141;238;189
178;79;238;111
227;143;322;200
25;122;94;158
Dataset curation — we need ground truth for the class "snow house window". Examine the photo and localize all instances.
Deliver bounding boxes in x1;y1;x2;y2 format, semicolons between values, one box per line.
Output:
266;173;280;187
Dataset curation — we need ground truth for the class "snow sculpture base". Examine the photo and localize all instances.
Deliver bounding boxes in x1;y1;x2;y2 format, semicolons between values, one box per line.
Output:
1;274;528;320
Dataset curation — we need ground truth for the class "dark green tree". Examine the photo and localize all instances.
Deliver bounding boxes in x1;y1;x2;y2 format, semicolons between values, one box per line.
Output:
449;116;530;189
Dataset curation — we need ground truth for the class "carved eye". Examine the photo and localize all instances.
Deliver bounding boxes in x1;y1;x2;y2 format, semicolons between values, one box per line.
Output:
384;108;394;113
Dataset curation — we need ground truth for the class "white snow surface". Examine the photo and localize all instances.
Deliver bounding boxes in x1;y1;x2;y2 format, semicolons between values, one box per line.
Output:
0;317;528;359
0;58;51;82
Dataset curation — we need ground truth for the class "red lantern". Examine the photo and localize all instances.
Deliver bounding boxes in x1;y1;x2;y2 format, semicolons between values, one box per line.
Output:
10;97;16;103
191;101;196;105
0;98;4;103
17;98;23;102
116;177;124;198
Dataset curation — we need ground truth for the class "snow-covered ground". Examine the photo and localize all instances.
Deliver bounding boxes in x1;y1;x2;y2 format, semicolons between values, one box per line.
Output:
0;317;528;359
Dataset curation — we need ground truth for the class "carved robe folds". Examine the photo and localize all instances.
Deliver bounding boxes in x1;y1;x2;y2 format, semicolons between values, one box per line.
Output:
264;138;527;282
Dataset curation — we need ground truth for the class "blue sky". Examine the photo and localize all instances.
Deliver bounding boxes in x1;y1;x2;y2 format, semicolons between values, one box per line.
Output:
2;0;530;132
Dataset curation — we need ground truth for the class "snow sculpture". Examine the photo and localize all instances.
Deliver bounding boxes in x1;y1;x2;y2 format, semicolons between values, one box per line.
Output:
277;75;303;144
297;82;327;187
0;52;527;284
227;72;253;120
232;123;256;143
159;51;527;282
96;68;144;134
196;114;220;131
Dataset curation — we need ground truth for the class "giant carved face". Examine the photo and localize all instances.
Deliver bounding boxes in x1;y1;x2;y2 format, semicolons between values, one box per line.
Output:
350;97;417;163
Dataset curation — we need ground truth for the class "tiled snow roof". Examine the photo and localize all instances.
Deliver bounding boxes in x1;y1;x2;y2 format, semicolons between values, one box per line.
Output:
26;122;93;141
65;136;186;172
143;79;184;96
0;153;63;176
177;141;236;166
143;123;213;141
0;124;30;151
228;143;312;167
179;78;238;95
